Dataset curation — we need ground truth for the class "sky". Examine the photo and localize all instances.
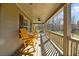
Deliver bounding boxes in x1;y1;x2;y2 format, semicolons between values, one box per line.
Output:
71;3;79;24
48;3;79;25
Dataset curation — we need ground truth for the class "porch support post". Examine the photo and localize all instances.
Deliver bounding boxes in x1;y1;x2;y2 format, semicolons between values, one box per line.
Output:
63;4;71;56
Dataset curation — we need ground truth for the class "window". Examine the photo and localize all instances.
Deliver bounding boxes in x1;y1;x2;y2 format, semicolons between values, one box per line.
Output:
23;19;28;27
71;3;79;39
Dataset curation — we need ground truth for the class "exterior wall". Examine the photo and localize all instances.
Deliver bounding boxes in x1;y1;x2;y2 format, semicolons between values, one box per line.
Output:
0;4;24;56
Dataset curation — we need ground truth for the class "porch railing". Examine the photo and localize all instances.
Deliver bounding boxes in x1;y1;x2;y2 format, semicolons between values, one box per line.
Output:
45;30;79;56
69;37;79;56
40;33;63;56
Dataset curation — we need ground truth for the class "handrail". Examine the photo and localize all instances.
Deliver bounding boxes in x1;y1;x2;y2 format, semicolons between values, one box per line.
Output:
69;37;79;56
48;30;64;37
46;30;64;51
46;30;79;56
71;37;79;42
50;40;63;55
41;33;63;56
48;30;79;42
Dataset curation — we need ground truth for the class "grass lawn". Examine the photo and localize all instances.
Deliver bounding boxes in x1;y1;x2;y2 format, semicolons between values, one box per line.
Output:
72;33;79;39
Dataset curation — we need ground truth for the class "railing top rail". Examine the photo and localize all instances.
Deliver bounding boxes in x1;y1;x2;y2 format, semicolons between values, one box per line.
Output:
50;40;63;55
48;30;64;37
70;37;79;42
48;30;79;42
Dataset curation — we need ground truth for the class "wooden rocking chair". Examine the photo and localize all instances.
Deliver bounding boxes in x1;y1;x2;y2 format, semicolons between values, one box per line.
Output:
19;28;38;56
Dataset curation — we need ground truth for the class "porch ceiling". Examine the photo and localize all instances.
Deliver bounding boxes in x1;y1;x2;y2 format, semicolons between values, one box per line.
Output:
16;3;61;23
